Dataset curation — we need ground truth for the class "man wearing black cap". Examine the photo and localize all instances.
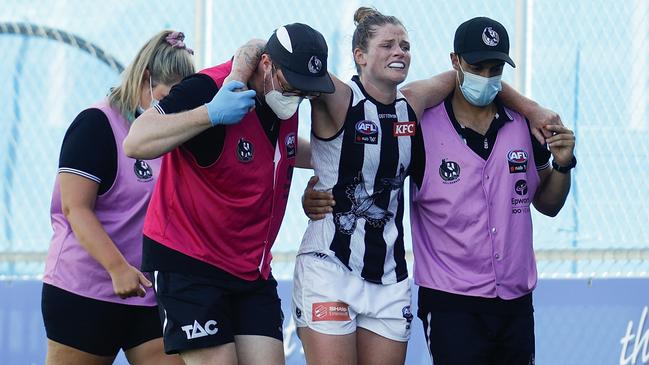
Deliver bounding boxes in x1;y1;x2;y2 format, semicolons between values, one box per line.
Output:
123;23;334;365
409;17;576;364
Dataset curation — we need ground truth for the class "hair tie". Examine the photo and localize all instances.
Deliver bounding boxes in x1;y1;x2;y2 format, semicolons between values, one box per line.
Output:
166;31;194;55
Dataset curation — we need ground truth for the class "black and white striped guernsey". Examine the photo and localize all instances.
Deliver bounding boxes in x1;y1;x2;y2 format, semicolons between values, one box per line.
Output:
298;76;417;284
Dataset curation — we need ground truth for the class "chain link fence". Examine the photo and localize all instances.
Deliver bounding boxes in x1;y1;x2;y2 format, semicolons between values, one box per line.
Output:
0;0;647;279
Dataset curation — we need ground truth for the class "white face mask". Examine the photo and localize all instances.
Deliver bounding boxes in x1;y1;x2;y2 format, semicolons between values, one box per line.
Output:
148;76;160;108
264;70;302;120
135;76;160;117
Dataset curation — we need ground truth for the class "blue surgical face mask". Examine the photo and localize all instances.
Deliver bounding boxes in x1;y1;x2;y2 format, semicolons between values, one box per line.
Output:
458;64;502;107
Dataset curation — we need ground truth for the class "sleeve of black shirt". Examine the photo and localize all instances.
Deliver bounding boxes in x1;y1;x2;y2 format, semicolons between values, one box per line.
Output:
409;123;426;190
156;73;226;167
526;118;551;170
58;108;117;195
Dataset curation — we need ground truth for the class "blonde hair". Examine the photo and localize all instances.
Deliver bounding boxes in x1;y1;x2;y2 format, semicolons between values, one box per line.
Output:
352;7;405;74
108;30;195;121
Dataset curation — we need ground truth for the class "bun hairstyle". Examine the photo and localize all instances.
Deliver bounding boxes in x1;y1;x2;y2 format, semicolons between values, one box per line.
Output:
351;6;405;72
109;30;195;121
353;6;382;26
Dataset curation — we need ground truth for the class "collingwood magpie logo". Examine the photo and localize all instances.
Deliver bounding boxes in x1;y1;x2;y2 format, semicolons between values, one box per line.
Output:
334;165;406;235
439;159;460;183
308;55;322;74
285;132;296;158
482;26;500;46
133;160;153;181
181;320;218;340
402;305;413;329
237;138;254;162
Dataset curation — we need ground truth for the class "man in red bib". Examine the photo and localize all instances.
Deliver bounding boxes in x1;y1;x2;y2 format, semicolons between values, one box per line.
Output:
124;23;334;365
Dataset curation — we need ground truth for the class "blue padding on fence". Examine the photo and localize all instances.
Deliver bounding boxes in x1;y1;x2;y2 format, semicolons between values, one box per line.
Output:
1;279;647;365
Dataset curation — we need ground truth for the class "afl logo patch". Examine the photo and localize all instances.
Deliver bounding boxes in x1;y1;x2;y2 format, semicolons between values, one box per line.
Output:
354;120;378;144
514;179;528;196
236;138;254;163
507;149;528;173
439;159;460;183
133;160;153;181
482;27;500;46
285;132;296;158
308;56;322;74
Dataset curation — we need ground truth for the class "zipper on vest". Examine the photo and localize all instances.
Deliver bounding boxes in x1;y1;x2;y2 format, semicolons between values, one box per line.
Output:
261;146;281;273
258;240;268;272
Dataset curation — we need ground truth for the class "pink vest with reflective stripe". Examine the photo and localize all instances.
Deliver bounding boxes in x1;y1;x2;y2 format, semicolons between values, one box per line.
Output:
143;61;298;281
410;102;539;299
44;100;160;305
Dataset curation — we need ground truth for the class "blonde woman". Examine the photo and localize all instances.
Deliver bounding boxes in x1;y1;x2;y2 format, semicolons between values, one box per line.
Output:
42;31;194;365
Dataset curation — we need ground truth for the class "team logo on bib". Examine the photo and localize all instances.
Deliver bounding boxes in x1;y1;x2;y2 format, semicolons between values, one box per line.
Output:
237;138;254;163
393;121;416;137
507;149;528;173
133;159;153;181
439;159;460;183
285;132;296;158
354;120;378;144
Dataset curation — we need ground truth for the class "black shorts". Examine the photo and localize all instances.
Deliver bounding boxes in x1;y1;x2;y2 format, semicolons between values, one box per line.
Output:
153;270;284;354
417;287;535;365
41;283;163;356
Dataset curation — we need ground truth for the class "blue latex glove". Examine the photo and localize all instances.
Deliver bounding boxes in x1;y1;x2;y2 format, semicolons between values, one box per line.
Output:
205;80;256;126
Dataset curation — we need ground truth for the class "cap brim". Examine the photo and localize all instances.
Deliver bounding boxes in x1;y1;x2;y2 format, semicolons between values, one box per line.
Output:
462;51;516;67
281;68;335;94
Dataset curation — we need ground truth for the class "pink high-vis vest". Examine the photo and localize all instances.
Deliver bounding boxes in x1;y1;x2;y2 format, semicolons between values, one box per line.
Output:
143;61;298;281
410;102;540;300
44;100;160;305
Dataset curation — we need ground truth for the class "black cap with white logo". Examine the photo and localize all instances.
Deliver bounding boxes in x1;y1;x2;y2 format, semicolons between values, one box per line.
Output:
454;17;515;67
266;23;335;93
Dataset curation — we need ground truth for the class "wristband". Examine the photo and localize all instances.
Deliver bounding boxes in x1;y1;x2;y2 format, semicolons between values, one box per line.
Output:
552;156;577;174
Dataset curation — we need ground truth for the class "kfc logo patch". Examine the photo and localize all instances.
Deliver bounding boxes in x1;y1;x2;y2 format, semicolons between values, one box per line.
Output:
393;122;416;137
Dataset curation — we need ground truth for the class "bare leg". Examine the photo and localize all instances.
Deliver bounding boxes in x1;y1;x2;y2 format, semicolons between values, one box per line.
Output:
356;327;407;365
234;335;284;365
298;327;357;365
125;338;185;365
180;343;238;365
